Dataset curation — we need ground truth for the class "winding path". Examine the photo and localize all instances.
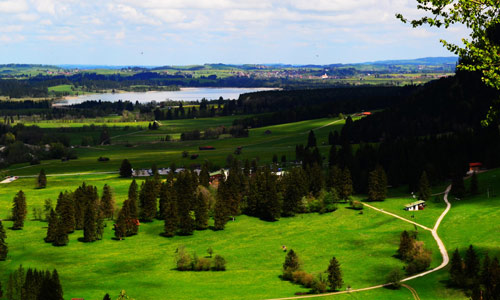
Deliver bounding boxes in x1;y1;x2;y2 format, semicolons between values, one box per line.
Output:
265;185;452;300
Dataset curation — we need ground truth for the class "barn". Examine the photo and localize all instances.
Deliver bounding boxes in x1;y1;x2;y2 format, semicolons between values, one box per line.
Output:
404;200;426;211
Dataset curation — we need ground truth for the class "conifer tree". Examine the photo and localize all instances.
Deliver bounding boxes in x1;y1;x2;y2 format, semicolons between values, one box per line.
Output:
0;220;7;261
282;167;307;216
308;163;324;197
103;294;111;300
340;168;353;201
214;180;229;230
100;184;115;219
199;164;210;187
44;209;58;244
450;248;465;287
470;172;479;195
12;190;27;230
327;165;343;193
282;249;301;279
114;201;129;240
465;245;480;283
194;187;209;230
37;169;47;189
328;145;337;167
451;173;466;198
139;178;158;222
480;253;491;290
307;130;317;149
73;184;86;230
175;171;195;235
162;186;178;237
243;159;251;177
53;216;69;247
397;230;414;262
259;167;281;221
327;256;343;291
119;159;133;178
418;171;431;201
128;179;138;219
55;192;75;233
83;203;97;242
368;165;387;201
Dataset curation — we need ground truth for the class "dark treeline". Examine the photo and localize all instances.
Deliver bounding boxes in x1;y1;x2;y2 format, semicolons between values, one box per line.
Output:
4;265;63;300
233;86;415;128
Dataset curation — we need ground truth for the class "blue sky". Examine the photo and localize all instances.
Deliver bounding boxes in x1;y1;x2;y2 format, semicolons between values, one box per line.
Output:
0;0;468;66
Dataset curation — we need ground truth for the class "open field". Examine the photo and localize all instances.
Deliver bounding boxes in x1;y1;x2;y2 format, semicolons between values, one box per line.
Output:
2;117;345;177
0;173;430;300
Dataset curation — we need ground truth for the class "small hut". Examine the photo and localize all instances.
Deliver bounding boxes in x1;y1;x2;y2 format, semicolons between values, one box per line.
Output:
404;200;426;211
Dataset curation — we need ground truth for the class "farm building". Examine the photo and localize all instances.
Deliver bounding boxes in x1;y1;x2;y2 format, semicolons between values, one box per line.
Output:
404;200;426;211
468;162;482;173
199;146;215;150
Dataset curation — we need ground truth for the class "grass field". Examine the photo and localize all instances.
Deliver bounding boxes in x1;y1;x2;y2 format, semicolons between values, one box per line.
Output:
0;115;498;299
2;117;345;177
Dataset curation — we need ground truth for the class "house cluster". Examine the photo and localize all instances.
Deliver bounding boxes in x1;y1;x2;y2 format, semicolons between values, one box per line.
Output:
132;168;200;177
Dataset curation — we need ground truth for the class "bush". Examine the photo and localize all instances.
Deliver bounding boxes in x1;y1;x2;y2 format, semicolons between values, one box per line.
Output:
176;247;193;271
292;270;308;284
349;200;363;210
195;258;211;271
212;255;226;271
311;274;328;294
386;268;404;289
98;156;110;162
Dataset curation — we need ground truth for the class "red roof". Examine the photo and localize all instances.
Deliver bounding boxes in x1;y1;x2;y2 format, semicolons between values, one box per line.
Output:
361;112;371;115
469;162;482;167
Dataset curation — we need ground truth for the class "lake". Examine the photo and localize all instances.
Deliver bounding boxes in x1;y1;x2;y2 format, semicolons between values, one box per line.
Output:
57;87;275;105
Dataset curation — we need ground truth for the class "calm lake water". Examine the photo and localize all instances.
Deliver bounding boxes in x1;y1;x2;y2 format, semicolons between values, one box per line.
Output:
58;87;275;105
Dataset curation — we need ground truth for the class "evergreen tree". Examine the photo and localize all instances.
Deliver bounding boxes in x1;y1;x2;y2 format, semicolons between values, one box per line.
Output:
119;159;133;178
397;230;414;262
259;167;281;221
100;184;115;219
470;172;479;195
480;253;491;291
418;171;431;201
449;248;465;287
162;186;178;237
214;180;230;230
368;165;387;201
194;187;209;230
464;245;480;284
0;220;7;261
340;168;353;201
114;201;129;240
139;178;158;222
55;192;75;234
199;164;210;187
12;190;27;230
38;269;63;300
328;145;337;167
307;130;317;149
83;203;97;242
308;164;324;197
451;173;466;198
282;167;307;216
44;209;58;244
282;249;301;279
128;179;138;219
327;165;343;193
243;159;251;177
175;171;195;235
37;169;47;189
103;294;111;300
327;256;343;291
53;216;69;247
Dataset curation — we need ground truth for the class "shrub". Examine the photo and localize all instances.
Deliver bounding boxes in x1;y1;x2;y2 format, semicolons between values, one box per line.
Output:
195;258;211;271
311;273;328;294
98;156;110;162
349;200;363;210
292;270;308;284
386;268;404;289
212;255;226;271
176;247;192;271
300;272;315;288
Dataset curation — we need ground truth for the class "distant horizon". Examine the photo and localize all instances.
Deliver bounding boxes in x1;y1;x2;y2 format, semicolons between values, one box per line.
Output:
0;56;458;69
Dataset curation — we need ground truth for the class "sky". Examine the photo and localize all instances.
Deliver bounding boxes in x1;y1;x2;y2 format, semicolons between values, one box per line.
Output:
0;0;469;66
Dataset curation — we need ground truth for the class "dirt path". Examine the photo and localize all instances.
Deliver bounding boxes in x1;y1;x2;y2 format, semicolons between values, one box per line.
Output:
264;185;452;300
401;284;420;300
17;171;118;178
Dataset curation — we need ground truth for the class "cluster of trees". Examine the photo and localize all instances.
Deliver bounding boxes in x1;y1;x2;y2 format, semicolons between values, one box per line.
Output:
449;245;500;300
397;231;432;275
175;246;226;271
3;265;63;300
233;86;414;129
179;125;248;141
42;183;115;246
282;249;343;294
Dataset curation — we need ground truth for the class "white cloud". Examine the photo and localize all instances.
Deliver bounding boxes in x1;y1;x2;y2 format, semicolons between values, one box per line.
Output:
0;25;23;32
115;31;125;39
0;34;25;42
16;13;39;21
108;4;161;26
147;9;186;23
39;34;76;41
0;0;28;13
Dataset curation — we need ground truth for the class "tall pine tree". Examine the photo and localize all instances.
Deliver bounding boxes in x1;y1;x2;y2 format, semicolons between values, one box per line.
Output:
0;220;7;261
418;171;431;201
55;192;75;234
449;248;465;287
327;256;343;291
194;186;209;230
37;169;47;189
12;190;27;230
175;171;195;235
44;209;58;244
100;184;115;219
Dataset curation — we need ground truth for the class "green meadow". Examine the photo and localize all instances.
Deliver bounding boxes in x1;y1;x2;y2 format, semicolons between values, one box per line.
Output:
0;116;498;299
